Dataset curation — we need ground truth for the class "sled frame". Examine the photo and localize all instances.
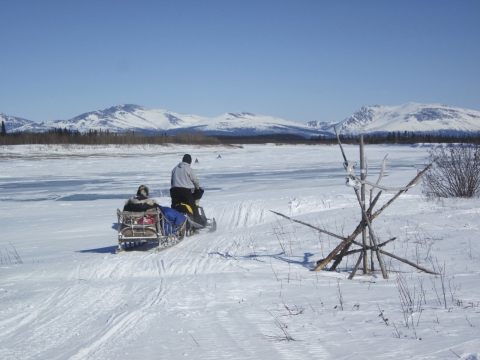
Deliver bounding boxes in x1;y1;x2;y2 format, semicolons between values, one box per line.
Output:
116;208;187;253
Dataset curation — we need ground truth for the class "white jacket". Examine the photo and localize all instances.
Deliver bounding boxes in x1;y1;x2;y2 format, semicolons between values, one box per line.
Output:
171;162;200;189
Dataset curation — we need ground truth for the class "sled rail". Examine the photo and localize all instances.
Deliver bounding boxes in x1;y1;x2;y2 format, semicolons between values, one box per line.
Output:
116;208;186;252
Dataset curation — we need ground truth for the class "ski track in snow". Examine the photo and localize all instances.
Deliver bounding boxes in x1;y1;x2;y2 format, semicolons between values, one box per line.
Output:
1;144;480;359
0;257;169;359
1;212;331;359
228;200;267;229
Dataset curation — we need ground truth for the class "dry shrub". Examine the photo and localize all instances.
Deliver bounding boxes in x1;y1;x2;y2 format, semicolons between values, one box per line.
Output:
422;145;480;201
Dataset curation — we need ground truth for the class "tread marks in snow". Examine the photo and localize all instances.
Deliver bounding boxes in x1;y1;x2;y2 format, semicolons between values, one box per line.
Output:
230;200;267;229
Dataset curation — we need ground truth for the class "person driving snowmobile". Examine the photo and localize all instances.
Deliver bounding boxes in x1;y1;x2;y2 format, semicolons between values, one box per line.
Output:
170;154;205;226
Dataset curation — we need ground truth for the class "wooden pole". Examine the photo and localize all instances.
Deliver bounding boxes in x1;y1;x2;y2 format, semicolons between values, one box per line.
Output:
354;188;388;279
270;210;346;241
328;193;382;272
348;252;364;280
369;188;375;271
360;134;368;274
379;250;438;275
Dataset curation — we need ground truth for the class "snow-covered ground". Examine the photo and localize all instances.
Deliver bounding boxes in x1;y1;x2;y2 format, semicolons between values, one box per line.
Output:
0;143;479;360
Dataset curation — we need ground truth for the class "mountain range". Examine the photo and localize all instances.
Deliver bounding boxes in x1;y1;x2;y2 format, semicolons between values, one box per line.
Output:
2;102;480;138
307;103;480;136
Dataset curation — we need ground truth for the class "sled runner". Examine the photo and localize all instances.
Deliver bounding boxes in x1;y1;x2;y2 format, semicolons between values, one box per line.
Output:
116;207;187;252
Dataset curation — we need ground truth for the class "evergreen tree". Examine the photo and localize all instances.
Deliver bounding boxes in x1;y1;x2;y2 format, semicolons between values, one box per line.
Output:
1;120;6;136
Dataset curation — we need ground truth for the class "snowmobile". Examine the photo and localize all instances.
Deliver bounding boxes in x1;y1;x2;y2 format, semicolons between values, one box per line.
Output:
116;188;215;252
171;188;217;236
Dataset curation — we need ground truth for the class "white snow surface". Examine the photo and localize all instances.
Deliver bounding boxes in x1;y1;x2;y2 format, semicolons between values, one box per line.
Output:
1;143;479;359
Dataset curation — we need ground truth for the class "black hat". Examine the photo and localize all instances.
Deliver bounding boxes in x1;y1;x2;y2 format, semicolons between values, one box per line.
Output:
137;185;149;197
182;154;192;164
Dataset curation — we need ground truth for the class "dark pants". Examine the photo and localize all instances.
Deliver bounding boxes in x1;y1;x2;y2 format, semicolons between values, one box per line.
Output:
170;187;203;225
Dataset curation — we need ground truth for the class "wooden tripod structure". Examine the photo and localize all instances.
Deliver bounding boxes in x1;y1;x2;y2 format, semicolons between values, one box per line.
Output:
272;131;437;279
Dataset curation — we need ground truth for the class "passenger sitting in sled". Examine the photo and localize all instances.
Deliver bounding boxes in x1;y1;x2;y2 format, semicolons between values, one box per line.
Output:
123;185;160;212
123;185;186;234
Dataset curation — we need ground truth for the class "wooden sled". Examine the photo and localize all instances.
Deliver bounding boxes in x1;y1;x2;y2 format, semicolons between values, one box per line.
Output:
116;207;187;253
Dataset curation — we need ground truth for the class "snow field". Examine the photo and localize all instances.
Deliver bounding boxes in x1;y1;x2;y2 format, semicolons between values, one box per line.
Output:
0;144;479;359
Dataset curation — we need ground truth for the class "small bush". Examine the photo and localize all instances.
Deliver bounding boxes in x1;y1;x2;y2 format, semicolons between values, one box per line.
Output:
422;145;480;201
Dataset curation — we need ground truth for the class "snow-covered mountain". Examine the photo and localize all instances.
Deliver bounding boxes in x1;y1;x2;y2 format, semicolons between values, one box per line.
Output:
307;103;480;136
0;113;36;133
12;105;204;134
169;111;330;137
305;120;338;132
10;104;330;138
4;103;480;138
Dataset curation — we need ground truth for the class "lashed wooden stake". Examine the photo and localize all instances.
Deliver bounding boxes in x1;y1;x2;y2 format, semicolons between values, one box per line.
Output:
270;132;437;277
353;188;388;279
313;163;434;272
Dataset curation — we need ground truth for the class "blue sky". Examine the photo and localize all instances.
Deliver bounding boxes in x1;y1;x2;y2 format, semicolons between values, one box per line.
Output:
1;0;479;123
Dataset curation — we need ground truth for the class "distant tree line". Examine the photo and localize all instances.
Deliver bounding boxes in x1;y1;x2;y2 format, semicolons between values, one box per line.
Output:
215;133;308;144
310;131;480;145
1;126;480;145
0;128;221;146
